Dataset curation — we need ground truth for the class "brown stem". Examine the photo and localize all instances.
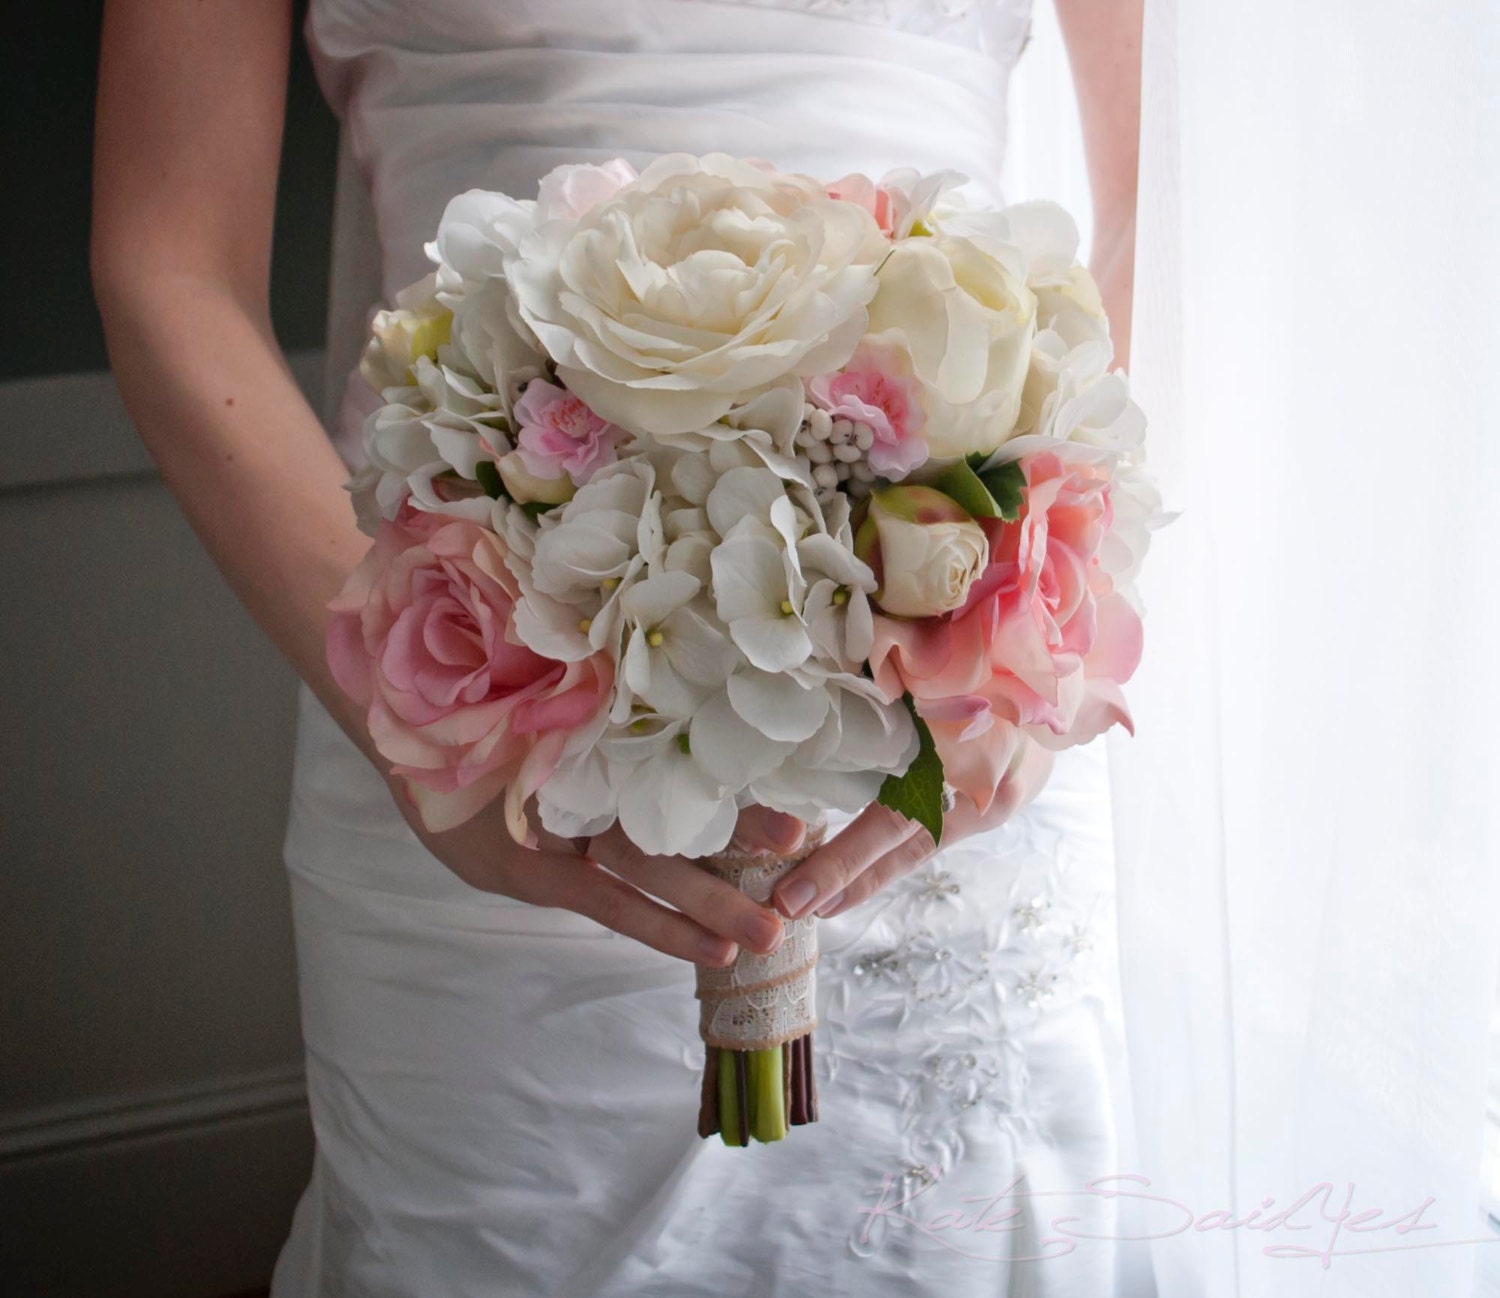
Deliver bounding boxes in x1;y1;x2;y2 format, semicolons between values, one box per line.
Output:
734;1050;750;1146
698;1045;720;1139
789;1036;807;1126
805;1034;819;1123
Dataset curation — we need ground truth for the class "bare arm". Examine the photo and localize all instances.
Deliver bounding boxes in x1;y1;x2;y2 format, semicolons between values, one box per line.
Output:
90;0;790;964
1056;0;1143;368
91;0;378;761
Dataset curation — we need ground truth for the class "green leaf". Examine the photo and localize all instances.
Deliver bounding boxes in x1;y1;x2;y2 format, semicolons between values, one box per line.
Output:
978;460;1027;522
474;460;504;500
933;460;999;520
877;694;946;847
521;500;557;521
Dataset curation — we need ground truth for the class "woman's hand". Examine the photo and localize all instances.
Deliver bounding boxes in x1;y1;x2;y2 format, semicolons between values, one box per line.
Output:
768;740;1057;921
384;771;804;967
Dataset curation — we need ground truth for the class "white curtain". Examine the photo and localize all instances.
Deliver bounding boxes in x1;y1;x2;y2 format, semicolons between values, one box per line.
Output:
1105;1;1500;1295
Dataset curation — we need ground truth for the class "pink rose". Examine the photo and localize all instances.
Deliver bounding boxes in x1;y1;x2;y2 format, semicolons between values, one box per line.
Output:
327;516;614;842
825;167;963;240
826;173;902;238
535;159;639;221
868;447;1143;812
807;341;928;477
512;378;624;485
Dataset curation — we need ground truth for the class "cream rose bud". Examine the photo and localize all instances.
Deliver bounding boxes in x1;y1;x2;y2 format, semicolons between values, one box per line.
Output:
359;273;454;392
855;486;988;619
496;450;576;506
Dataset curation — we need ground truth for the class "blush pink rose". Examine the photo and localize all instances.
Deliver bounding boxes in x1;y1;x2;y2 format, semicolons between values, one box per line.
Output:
535;159;640;221
806;341;928;477
327;516;614;843
868;447;1143;813
512;378;625;484
825;168;960;240
826;173;902;238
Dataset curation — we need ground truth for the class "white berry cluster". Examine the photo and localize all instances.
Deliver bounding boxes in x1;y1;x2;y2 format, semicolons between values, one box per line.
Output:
795;402;879;504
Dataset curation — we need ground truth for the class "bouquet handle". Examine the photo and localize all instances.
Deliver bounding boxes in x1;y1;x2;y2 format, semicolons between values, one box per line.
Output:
694;822;825;1144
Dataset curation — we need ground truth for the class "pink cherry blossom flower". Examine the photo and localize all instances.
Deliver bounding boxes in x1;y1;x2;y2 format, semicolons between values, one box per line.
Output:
807;341;928;477
327;515;614;843
867;446;1142;813
512;378;625;485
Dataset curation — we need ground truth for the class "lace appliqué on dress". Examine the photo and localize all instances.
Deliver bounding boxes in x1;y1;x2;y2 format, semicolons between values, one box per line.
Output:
812;820;1111;1251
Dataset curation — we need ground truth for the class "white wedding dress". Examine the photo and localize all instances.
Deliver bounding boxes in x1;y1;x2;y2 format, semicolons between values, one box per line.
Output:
274;1;1137;1293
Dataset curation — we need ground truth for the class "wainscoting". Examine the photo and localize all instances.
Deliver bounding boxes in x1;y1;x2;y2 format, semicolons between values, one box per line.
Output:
0;356;325;1297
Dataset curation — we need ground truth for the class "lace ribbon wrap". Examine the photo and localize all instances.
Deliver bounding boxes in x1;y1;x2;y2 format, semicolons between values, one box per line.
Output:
694;827;826;1051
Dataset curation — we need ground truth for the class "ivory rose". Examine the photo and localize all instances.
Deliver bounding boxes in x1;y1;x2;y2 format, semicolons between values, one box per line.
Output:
868;448;1142;812
503;152;888;437
326;515;614;843
864;233;1038;458
854;485;988;619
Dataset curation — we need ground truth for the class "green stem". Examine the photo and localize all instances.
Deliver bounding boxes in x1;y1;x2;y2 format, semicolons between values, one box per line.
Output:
717;1048;743;1147
749;1046;788;1143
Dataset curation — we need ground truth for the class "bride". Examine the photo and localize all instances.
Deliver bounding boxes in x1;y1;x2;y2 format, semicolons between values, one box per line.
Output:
91;0;1144;1292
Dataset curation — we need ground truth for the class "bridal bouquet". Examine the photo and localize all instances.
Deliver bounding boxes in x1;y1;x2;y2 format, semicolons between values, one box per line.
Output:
326;153;1162;1145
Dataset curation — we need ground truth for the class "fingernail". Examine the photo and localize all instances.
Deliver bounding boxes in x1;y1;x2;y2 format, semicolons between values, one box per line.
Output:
815;889;845;917
741;912;784;952
775;816;807;854
778;879;817;918
700;934;737;965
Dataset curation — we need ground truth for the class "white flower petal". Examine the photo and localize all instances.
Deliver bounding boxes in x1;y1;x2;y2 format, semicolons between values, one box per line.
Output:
621;570;701;628
727;669;828;742
726;613;813;674
706;467;787;539
661;606;742;686
617;747;735;858
690;691;796;789
710;522;786;621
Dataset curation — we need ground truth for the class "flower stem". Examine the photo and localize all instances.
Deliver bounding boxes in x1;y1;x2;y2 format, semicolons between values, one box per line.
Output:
717;1047;743;1146
749;1046;787;1143
697;1045;720;1139
734;1050;750;1146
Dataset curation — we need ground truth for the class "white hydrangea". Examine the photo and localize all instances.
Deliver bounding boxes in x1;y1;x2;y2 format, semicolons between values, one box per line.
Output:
527;428;913;857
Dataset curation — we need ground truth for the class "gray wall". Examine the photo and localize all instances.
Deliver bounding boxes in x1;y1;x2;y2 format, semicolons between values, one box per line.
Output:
2;5;340;1295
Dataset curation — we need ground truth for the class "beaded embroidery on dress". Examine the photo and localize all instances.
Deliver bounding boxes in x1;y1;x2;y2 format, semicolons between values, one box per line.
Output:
273;0;1131;1292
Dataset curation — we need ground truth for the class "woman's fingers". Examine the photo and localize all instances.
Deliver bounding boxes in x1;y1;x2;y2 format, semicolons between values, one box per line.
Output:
770;801;919;920
815;825;937;918
812;746;1058;919
551;854;742;966
586;825;787;956
731;804;807;857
